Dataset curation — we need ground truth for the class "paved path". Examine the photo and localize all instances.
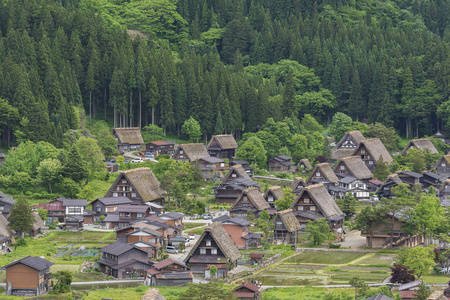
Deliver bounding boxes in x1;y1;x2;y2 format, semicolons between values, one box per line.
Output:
339;230;367;248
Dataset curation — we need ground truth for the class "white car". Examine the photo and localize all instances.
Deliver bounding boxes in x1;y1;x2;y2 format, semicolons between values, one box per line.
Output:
130;158;144;163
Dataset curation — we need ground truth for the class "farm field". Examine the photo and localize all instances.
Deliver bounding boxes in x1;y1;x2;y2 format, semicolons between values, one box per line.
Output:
284;252;366;265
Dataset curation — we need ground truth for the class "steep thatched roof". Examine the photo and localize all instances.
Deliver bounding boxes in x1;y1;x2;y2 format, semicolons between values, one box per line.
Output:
223;164;252;182
335;156;373;180
291;184;344;219
277;209;301;232
0;214;14;239
32;212;45;231
185;222;241;263
290;177;306;191
307;163;339;184
178;143;210;161
107;168;165;202
113;127;144;145
298;159;312;169
207;135;238;150
141;289;166;300
265;186;283;200
385;173;402;183
332;131;366;160
356;139;393;164
401;139;439;155
233;187;270;211
431;155;450;172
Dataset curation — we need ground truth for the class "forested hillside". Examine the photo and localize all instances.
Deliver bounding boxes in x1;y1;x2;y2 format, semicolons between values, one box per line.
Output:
1;0;450;147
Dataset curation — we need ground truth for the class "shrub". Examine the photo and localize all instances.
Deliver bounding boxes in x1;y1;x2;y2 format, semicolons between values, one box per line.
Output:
329;243;341;249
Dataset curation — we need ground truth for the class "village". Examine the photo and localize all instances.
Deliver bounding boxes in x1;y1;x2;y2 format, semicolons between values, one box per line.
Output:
0;125;448;300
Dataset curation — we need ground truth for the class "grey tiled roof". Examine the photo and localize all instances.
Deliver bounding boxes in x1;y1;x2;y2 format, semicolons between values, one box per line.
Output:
3;256;53;271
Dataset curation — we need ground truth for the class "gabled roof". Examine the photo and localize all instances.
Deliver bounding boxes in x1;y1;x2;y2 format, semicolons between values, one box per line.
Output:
398;280;421;291
106;168;165;203
0;191;15;205
207;135;238;150
224;164;252;182
94;197;133;206
298;158;312;169
291;184;344;219
339;176;358;184
276;209;301;232
127;227;162;237
335;156;373;180
198;157;224;164
234;282;260;293
431;155;450;172
354;138;393;164
3;256;53;271
152;258;187;270
290;177;306;191
212;215;230;223
140;288;166;300
221;217;251;227
185;222;241;263
32;212;44;231
62;199;87;207
232;187;270;211
117;205;149;213
159;212;184;220
423;171;442;180
177;143;210;161
0;214;13;238
332;131;366;160
399;170;423;179
386;173;402;184
265;186;283;200
364;293;395;300
401;139;439;155
101;241;147;256
307;163;339;184
113;127;144;145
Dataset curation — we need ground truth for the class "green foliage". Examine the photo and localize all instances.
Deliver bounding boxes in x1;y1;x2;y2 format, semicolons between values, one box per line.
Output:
305;219;335;246
414;281;432;300
373;156;390;181
37;158;62;193
336;193;358;220
181;117;202;142
275;187;295;210
178;281;236;300
349;276;369;298
9;195;34;236
396;246;435;277
328;112;353;141
236;136;267;169
354;206;385;248
52;271;72;294
365;123;400;152
37;208;48;221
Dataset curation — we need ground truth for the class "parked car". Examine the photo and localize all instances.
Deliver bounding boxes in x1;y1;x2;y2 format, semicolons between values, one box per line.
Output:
145;152;155;158
371;195;379;201
202;214;213;220
131;158;144;163
124;159;129;163
138;152;146;157
188;233;195;240
165;246;178;254
110;158;116;163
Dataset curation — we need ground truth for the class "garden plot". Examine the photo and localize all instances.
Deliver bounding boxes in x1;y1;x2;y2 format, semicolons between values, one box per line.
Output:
252;268;327;286
356;254;395;266
53;244;100;258
278;264;327;270
285;252;367;265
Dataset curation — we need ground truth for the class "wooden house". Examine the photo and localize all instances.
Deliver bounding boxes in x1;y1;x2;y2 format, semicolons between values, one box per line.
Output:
184;222;241;277
233;282;262;300
61;198;87;230
172;143;209;162
90;196;133;221
146;141;175;156
352;138;393;172
249;253;264;265
32;199;65;224
0;152;5;165
3;256;53;296
398;171;423;187
103;205;150;229
0;191;15;217
297;159;312;173
0;214;14;251
104;168;166;206
290;183;344;230
214;165;259;204
130;220;178;239
105;161;119;173
125;227;163;246
273;209;302;245
439;179;450;205
230;187;270;219
98;241;152;279
378;174;403;199
306;163;339;186
364;293;395;300
159;212;184;232
264;186;283;208
212;216;257;249
268;155;292;172
361;213;423;248
331;131;366;160
207;134;238;160
337;176;370;200
197;157;227;180
290;177;306;194
113;127;144;153
144;259;192;287
229;160;254;175
333;156;373;181
431;155;450;178
29;213;44;238
401;138;438;156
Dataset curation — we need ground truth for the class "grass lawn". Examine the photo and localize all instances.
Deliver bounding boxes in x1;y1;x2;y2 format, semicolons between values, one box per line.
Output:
87;174;120;201
422;275;450;284
329;273;388;283
83;285;188;300
185;226;207;235
44;231;116;243
284;252;366;265
252;272;327;286
183;223;206;230
261;287;354;299
49;264;108;282
357;254;395;266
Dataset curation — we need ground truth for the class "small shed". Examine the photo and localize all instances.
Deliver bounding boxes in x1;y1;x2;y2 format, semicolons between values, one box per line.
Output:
105;161;119;173
233;282;261;300
249;253;264;265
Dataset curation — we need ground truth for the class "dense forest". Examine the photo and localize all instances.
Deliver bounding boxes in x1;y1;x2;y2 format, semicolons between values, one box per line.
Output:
1;0;450;148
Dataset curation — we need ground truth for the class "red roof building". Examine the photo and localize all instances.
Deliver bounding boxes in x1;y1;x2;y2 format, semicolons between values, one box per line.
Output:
233;282;261;300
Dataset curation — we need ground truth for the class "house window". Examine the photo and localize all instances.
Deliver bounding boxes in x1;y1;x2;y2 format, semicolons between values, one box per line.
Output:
304;199;309;204
310;206;316;211
117;186;120;191
442;163;446;167
267;196;274;202
206;240;211;246
122;212;130;217
129;186;133;191
0;206;4;211
122;186;126;191
315;172;321;177
298;205;304;210
276;222;282;226
340;165;345;170
211;248;217;255
369;161;373;165
122;179;127;183
358;184;364;188
361;149;365;154
232;173;237;178
180;150;184;154
137;213;143;218
200;248;206;255
68;207;81;214
96;207;102;212
131;193;136;198
242;203;248;207
124;146;128;150
221;163;225;167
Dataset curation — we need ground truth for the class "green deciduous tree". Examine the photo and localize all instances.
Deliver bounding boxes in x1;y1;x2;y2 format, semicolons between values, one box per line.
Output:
9;195;33;237
236;136;267;169
178;281;236;300
373;156;390;181
349;276;369;300
37;158;62;194
396;246;435;278
275;187;295;210
256;209;273;244
354;206;385;248
336;193;358;220
328;112;352;141
52;271;72;293
181;117;202;142
305;218;334;245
